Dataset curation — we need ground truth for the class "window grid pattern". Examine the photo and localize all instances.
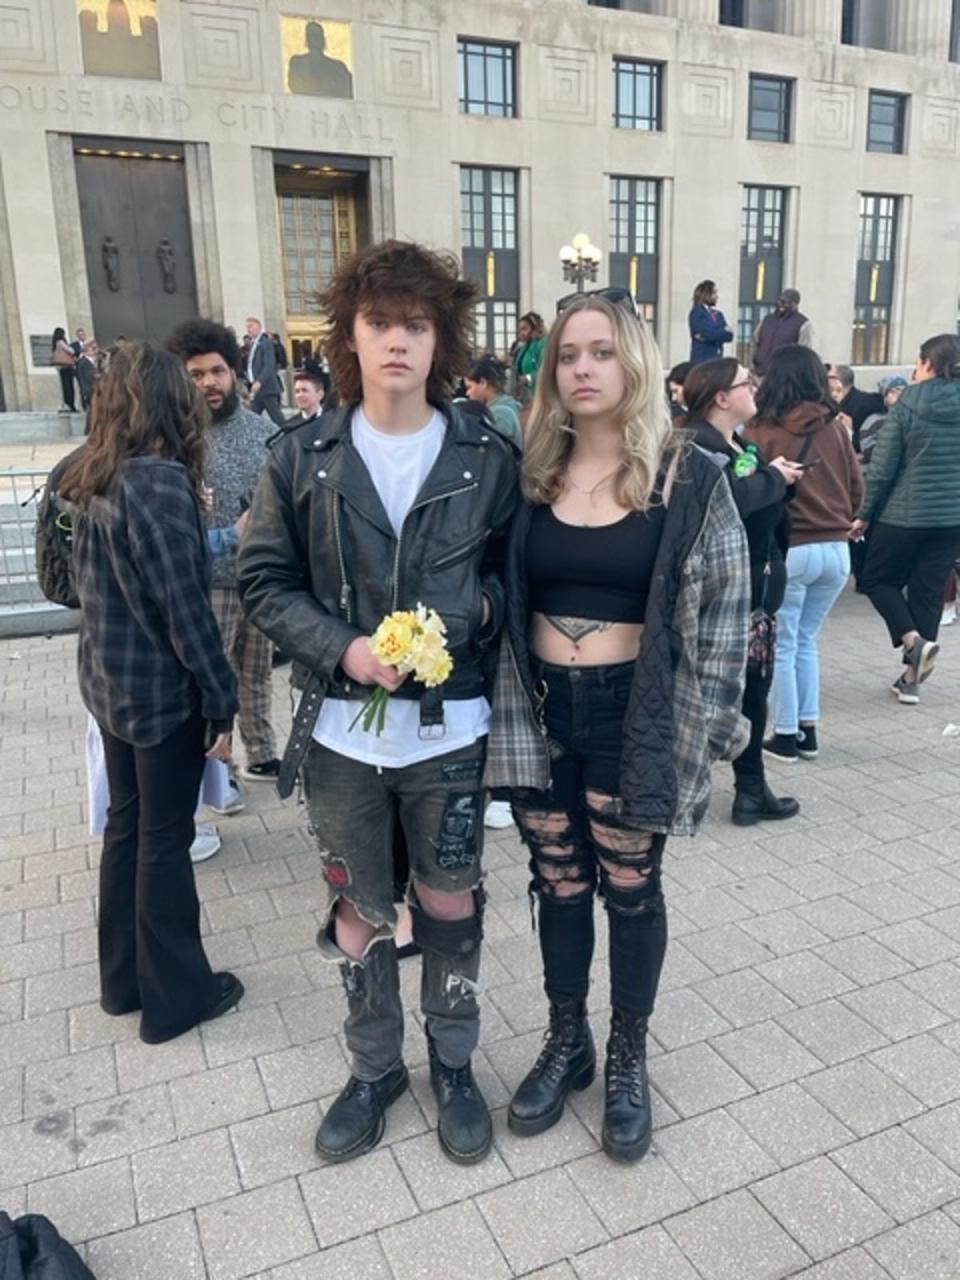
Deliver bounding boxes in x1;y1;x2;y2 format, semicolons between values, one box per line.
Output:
852;306;890;365
474;301;518;357
737;303;766;366
741;186;785;255
867;91;907;153
278;192;338;315
858;194;897;262
613;58;662;131
748;76;792;143
609;177;658;256
458;39;516;117
459;167;517;250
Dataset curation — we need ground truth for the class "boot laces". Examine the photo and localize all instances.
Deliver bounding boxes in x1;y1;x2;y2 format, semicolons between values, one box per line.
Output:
533;1013;582;1083
340;1076;374;1102
606;1023;646;1095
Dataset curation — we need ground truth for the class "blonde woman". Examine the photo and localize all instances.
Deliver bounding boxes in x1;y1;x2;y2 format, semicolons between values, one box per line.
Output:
487;291;750;1162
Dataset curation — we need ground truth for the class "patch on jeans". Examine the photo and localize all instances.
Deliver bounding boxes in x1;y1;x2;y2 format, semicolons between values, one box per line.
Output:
434;792;480;871
440;757;482;784
322;857;352;890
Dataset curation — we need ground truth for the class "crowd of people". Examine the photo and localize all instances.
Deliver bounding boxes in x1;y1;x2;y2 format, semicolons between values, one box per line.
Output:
43;238;960;1176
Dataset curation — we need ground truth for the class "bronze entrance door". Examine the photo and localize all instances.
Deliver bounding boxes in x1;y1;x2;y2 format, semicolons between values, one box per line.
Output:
75;150;198;345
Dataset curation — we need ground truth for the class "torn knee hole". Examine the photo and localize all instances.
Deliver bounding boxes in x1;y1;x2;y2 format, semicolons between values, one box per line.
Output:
598;857;651;889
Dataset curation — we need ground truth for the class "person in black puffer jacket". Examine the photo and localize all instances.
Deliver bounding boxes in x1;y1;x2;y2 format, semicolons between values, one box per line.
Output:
683;358;804;826
853;334;960;704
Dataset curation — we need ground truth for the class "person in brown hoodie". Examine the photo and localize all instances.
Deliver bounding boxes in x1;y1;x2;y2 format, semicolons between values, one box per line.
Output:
743;346;863;763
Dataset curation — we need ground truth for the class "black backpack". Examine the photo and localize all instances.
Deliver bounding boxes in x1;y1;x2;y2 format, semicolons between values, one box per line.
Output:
34;449;82;611
272;334;288;370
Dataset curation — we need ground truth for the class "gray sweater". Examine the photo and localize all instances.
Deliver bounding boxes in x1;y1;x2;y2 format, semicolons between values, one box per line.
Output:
205;402;273;588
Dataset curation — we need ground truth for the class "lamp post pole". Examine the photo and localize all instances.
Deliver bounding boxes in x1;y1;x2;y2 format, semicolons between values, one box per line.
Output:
559;232;602;293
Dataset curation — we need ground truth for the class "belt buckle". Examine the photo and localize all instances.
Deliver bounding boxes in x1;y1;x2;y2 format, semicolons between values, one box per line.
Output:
418;722;447;741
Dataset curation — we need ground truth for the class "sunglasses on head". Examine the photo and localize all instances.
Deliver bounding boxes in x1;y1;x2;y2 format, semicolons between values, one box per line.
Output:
555;287;640;318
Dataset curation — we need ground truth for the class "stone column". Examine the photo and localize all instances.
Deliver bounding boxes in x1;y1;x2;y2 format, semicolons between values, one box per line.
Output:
184;143;224;323
887;0;952;58
662;0;718;24
781;0;842;42
250;147;285;336
0;159;30;411
368;158;396;243
46;134;93;338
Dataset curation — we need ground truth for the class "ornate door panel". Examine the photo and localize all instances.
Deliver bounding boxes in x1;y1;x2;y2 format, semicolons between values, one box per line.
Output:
75;152;198;345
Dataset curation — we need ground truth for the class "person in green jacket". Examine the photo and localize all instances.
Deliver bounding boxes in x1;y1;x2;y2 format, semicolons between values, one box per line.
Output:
852;334;960;704
465;354;523;450
511;312;546;393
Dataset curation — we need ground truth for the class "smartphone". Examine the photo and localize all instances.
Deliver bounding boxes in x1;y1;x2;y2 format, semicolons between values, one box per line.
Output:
797;459;821;470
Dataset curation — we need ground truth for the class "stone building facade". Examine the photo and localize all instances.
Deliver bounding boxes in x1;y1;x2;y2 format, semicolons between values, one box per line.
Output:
0;0;958;410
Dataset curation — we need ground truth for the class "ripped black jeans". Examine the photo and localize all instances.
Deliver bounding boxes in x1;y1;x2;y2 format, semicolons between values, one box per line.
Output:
512;659;667;1020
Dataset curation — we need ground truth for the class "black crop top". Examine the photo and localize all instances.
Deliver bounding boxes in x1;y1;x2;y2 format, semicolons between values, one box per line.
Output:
526;503;666;623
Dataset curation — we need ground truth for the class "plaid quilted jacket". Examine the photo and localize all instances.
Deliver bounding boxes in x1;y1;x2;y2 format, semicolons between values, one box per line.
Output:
485;444;750;837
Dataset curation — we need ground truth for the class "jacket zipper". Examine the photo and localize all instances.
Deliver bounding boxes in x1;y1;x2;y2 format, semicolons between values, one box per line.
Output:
428;525;491;571
391;482;478;611
332;495;353;623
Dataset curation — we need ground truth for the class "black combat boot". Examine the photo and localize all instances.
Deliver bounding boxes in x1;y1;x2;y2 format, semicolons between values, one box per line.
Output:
314;1062;409;1163
508;1000;596;1136
427;1031;492;1165
602;1009;652;1163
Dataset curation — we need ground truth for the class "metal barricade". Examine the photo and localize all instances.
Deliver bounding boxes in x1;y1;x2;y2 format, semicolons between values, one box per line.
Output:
0;467;76;634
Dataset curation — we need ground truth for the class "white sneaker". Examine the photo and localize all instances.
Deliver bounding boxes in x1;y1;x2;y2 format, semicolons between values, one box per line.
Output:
942;603;957;626
190;822;222;863
208;780;245;816
484;800;514;830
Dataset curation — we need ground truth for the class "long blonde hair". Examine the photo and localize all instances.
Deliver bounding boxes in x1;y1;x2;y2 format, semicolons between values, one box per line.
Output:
522;295;677;510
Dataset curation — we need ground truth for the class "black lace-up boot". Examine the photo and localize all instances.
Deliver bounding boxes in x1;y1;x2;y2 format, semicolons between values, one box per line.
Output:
314;1062;409;1163
508;1000;595;1136
602;1009;652;1163
426;1031;492;1165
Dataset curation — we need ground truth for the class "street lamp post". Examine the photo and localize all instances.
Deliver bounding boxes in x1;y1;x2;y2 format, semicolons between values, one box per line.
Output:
559;232;602;293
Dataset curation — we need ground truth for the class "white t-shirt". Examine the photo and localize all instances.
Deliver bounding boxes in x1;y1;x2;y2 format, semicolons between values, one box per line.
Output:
312;406;490;767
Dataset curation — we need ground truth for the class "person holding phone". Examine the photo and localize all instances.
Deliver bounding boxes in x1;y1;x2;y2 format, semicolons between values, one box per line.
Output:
59;342;243;1044
743;346;863;763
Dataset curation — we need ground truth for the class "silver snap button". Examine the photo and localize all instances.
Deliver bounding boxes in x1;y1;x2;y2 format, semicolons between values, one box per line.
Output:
313;438;321;446
317;470;327;478
463;470;473;479
480;435;489;443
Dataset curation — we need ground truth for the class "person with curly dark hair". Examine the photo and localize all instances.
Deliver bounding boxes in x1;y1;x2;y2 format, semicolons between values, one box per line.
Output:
166;319;277;798
59;343;242;1044
239;239;519;1167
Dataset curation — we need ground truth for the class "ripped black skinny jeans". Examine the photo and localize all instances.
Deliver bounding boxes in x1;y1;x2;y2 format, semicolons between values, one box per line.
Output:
511;659;667;1019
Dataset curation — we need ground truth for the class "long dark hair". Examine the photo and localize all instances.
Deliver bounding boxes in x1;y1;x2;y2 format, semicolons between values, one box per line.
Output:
59;343;208;506
682;357;740;421
692;280;716;307
754;344;835;422
919;334;960;380
51;327;65;349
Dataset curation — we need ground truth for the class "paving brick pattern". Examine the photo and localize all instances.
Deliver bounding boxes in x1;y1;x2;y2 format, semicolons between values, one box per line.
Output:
3;588;960;1277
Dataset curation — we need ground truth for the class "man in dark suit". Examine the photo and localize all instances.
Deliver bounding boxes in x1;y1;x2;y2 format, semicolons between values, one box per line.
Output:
75;338;99;410
244;316;286;426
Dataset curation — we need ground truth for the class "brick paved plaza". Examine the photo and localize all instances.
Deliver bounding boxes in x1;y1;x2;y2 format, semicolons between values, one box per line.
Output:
3;587;960;1279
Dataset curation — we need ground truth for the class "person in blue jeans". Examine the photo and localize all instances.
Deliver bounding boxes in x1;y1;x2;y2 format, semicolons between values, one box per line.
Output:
743;346;863;762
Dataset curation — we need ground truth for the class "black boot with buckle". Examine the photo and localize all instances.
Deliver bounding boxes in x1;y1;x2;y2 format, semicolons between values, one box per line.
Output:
602;1009;652;1163
508;1000;596;1136
427;1031;492;1165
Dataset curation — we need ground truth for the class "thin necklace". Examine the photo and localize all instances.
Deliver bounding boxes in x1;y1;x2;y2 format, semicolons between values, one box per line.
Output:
565;466;621;497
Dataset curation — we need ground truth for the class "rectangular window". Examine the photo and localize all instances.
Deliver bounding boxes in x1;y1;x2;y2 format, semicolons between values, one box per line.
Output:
853;194;899;364
748;75;792;143
459;166;519;355
737;185;786;364
457;39;516;117
608;176;660;331
867;91;907;153
951;1;960;61
613;58;663;131
719;0;745;26
842;0;858;44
